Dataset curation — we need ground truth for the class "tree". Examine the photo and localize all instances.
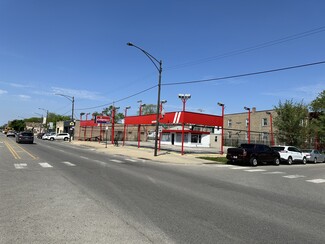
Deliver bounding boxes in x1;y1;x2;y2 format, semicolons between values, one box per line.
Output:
102;105;124;123
273;100;309;147
309;90;325;148
140;104;157;115
9;120;26;132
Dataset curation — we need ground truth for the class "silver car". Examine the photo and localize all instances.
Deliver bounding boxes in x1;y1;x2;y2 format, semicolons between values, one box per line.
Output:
302;149;325;164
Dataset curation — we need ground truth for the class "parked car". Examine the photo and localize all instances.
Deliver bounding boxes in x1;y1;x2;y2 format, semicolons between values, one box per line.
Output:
48;133;70;141
271;146;307;165
16;131;34;144
42;132;56;140
226;143;280;167
301;149;325;164
6;130;16;137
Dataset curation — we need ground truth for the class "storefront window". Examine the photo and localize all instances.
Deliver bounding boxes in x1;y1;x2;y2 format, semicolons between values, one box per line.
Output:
161;133;170;142
191;134;201;143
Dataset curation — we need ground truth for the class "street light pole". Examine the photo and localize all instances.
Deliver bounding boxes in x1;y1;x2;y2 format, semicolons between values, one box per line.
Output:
137;100;145;148
159;100;167;151
217;102;225;154
38;108;48;131
178;94;191;155
55;93;75;142
266;111;274;146
127;42;162;156
123;106;131;146
244;106;251;144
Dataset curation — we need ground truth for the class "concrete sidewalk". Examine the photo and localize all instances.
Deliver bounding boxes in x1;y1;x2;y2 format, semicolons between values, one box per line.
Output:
72;140;224;165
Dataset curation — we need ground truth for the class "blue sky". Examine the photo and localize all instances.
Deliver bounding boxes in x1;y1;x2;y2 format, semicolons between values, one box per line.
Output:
1;0;325;125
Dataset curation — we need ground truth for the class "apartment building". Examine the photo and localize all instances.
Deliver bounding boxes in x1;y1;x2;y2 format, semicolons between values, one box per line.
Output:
223;107;276;146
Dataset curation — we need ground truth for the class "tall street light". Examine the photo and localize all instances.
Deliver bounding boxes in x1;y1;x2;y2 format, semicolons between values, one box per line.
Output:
266;111;274;146
56;93;75;142
127;42;162;156
217;102;225;154
123;106;131;146
39;108;48;131
178;94;191;155
244;106;251;144
111;106;120;145
159;100;167;151
137;100;146;148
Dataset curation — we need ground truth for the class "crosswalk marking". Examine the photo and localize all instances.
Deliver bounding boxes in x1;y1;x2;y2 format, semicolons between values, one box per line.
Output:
263;171;285;174
61;161;76;166
111;159;123;163
245;169;266;172
39;162;53;168
14;163;27;169
231;167;250;169
306;179;325;184
215;165;232;168
125;158;137;162
283;175;305;179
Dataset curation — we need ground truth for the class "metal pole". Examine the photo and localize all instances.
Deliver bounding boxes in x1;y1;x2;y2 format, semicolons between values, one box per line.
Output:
218;103;225;155
181;98;186;155
154;62;162;156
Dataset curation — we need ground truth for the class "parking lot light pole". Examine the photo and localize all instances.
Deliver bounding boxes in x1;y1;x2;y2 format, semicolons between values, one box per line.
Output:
178;94;191;155
244;106;251;144
55;93;74;142
127;42;162;156
123;106;131;146
217;102;225;154
266;111;274;146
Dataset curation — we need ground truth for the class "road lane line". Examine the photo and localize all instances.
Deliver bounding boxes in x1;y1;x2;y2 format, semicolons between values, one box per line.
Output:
263;171;285;174
14;144;38;159
14;163;27;169
111;159;123;163
4;141;20;159
61;161;76;166
244;169;267;172
306;179;325;184
39;162;53;168
283;175;305;179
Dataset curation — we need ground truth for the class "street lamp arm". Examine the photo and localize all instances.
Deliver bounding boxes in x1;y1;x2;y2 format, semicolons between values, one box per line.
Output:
55;93;73;102
127;42;161;72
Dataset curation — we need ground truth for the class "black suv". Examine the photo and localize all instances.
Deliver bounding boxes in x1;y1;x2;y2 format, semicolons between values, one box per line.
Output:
16;131;34;144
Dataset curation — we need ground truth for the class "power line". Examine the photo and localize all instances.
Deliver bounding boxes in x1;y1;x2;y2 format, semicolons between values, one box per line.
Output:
163;60;325;86
166;26;325;70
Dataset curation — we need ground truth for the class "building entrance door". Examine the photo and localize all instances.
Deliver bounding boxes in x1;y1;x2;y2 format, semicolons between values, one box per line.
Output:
171;133;175;145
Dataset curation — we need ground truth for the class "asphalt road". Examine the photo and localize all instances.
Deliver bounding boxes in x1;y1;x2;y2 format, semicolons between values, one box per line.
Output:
1;134;325;243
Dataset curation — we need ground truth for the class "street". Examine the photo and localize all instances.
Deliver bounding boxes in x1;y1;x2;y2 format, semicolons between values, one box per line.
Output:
1;134;325;243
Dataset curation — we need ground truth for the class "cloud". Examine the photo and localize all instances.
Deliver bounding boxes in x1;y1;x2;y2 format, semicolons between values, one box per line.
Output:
51;87;105;100
262;83;325;102
0;89;8;95
18;95;31;100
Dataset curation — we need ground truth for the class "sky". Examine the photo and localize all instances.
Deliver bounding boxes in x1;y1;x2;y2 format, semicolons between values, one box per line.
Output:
1;0;325;125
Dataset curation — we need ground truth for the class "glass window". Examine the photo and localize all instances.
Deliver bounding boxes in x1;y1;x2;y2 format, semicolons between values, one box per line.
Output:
262;118;268;126
227;119;232;128
191;134;201;143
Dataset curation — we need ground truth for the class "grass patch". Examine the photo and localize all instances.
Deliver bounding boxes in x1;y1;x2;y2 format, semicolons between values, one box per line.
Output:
197;156;228;164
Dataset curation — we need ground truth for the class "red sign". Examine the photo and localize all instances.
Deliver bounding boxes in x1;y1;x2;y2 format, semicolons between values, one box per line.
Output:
95;115;111;124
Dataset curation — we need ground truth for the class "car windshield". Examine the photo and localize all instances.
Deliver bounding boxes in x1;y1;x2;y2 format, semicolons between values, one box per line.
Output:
21;132;33;136
271;146;285;151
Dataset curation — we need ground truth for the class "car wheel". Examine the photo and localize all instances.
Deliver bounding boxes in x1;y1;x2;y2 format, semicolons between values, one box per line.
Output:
64;137;68;141
250;157;258;167
50;138;54;141
302;157;307;164
288;157;293;165
314;157;317;164
274;157;280;166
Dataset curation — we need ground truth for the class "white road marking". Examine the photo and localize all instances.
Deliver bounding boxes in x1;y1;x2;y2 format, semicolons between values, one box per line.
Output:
80;156;89;159
306;179;325;184
14;163;27;169
111;159;123;163
245;169;267;172
215;164;232;168
283;175;305;179
61;161;76;166
125;158;137;162
263;171;285;174
231;167;250;169
39;162;53;168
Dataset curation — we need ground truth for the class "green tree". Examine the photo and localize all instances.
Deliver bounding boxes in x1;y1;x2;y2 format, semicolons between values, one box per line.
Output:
102;105;124;123
141;104;157;115
309;90;325;147
9;120;26;132
273;100;309;147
